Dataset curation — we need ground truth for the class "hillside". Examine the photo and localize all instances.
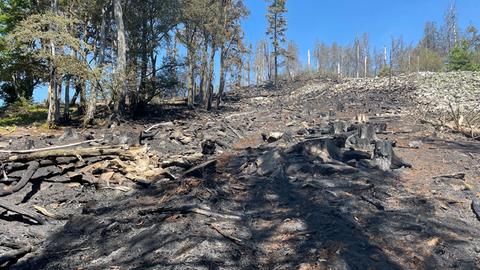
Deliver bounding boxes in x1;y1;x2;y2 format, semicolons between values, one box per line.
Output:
1;72;480;269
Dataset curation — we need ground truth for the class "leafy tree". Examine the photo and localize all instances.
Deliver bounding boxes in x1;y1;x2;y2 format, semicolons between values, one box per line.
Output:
0;0;40;103
266;0;287;88
7;10;93;124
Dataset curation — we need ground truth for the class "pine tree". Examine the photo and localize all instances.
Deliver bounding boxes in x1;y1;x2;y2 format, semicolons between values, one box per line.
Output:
446;41;478;71
266;0;287;88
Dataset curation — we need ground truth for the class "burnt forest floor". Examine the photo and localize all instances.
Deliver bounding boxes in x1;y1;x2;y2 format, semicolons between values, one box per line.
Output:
1;77;480;270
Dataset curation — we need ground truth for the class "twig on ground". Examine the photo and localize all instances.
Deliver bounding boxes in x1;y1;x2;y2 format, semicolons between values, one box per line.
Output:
0;140;102;154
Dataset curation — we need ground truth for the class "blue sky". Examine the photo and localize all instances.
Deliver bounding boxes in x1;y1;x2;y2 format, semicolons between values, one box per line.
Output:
243;0;480;64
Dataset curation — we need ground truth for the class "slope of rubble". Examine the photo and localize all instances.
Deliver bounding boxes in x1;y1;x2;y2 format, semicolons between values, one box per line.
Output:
1;72;480;270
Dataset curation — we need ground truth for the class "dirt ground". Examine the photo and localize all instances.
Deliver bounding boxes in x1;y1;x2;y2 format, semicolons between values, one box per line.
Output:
1;78;480;270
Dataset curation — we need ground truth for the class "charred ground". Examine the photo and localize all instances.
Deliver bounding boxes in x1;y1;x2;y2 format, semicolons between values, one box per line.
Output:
1;73;480;270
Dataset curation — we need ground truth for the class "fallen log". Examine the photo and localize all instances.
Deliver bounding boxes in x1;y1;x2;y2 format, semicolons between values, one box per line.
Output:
183;160;217;178
0;139;102;154
0;246;33;268
224;123;244;139
140;204;243;221
6;147;136;162
157;97;189;106
0;161;39;196
144;121;175;133
360;195;385;211
433;173;466;180
0;198;46;224
208;223;244;246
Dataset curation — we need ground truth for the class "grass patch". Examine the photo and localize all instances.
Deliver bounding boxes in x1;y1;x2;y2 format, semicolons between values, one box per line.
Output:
0;102;48;127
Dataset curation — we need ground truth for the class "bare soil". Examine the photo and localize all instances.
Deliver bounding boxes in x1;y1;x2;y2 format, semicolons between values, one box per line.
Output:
1;78;480;270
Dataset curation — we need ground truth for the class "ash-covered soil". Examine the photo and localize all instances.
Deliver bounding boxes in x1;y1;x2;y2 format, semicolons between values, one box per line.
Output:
1;74;480;270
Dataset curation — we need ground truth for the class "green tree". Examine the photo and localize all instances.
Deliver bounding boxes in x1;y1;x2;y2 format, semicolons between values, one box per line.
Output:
0;0;40;103
7;11;92;124
446;42;478;71
266;0;287;88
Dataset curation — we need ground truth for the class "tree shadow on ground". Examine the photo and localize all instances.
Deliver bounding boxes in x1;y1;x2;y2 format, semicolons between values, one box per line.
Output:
11;138;480;269
424;137;480;154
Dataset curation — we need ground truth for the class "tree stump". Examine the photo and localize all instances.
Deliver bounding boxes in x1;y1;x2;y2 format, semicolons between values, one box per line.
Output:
373;140;394;171
358;124;378;143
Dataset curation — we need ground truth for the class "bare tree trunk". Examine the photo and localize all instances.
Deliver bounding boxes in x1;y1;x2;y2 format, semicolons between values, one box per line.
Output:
47;75;57;125
187;49;195;108
364;55;368;78
389;39;394;90
356;44;360;78
113;0;127;114
84;6;106;125
216;47;226;108
47;0;58;126
274;47;278;87
246;57;250;86
75;80;85;116
383;45;387;67
263;42;270;82
199;40;208;102
55;81;61;121
206;45;216;110
307;49;311;71
417;55;420;73
63;78;70;120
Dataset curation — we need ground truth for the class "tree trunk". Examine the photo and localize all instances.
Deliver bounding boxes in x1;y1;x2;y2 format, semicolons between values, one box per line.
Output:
206;45;216;110
113;0;127;115
75;80;85;116
46;0;58;126
63;78;70;121
70;86;79;107
216;47;226;108
187;49;195;108
356;44;360;78
364;55;368;78
47;70;57;126
246;57;251;86
55;81;61;121
84;6;107;125
264;42;270;83
307;49;311;71
199;39;208;103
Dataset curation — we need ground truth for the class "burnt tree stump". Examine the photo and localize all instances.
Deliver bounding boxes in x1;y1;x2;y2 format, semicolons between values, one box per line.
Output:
373;140;412;171
358;124;378;143
202;139;216;155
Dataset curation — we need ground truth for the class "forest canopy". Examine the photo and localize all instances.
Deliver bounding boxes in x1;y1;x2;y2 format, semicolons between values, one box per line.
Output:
0;1;479;126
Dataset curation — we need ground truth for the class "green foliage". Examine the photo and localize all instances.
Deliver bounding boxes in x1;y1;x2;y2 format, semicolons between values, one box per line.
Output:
0;100;48;127
266;0;287;55
378;66;390;77
446;42;479;71
0;0;32;35
0;0;38;103
418;47;443;72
